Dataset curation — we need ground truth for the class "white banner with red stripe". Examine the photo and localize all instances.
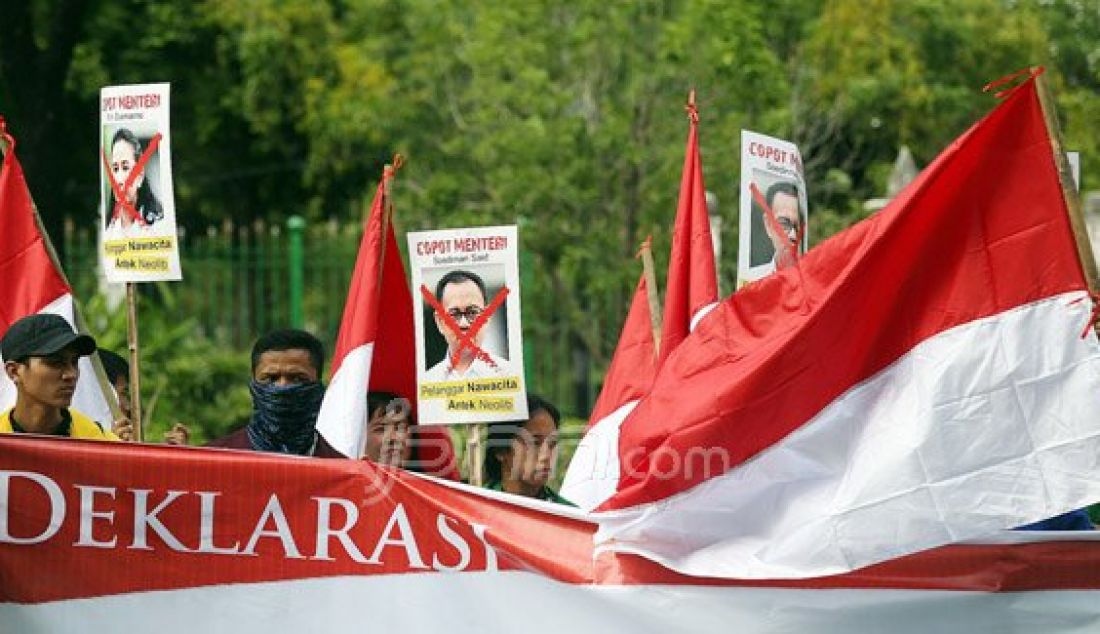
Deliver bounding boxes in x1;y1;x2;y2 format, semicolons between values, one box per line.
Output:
2;436;1100;632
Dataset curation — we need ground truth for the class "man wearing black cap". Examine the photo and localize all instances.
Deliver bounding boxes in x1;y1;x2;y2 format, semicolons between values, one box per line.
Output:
1;314;119;440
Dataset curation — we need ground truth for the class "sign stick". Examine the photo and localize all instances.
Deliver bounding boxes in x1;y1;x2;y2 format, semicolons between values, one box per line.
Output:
125;282;144;442
638;238;663;358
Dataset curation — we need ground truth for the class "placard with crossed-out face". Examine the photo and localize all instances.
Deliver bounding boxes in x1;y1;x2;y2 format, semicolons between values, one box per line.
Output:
408;225;528;425
99;82;182;283
737;130;809;287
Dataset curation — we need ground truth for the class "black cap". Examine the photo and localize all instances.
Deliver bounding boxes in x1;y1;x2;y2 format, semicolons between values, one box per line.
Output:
1;314;97;361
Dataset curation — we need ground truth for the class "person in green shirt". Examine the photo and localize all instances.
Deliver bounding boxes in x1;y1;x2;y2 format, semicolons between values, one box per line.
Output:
483;393;573;506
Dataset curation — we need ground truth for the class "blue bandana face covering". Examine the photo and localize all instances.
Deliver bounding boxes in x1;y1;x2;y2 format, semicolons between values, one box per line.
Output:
246;379;325;455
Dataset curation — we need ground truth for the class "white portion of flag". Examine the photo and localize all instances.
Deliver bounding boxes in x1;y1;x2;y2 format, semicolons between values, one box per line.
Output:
688;301;719;332
0;294;113;427
561;399;636;511
316;343;374;458
594;293;1100;579
5;571;1100;634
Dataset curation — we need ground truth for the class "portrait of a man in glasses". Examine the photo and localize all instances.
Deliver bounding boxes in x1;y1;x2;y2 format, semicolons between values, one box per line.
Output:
424;269;509;381
749;179;805;271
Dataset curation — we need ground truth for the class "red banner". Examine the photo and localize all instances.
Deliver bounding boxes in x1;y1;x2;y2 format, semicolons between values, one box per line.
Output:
0;435;592;604
3;435;1100;633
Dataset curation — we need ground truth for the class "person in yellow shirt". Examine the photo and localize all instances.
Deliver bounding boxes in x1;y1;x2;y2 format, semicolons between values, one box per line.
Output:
1;314;119;440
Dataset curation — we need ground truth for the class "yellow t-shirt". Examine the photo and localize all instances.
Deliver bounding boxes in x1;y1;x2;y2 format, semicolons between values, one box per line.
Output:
0;408;120;441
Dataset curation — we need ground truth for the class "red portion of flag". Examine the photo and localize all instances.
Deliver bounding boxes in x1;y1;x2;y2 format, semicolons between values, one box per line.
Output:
587;274;656;428
604;75;1084;511
329;179;388;378
594;542;1100;591
658;100;718;366
0;126;70;331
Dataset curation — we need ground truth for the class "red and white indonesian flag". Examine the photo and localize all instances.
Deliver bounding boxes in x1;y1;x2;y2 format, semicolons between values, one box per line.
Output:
588;74;1100;579
316;165;457;477
562;96;718;510
562;274;657;507
3;436;1100;633
0;120;113;426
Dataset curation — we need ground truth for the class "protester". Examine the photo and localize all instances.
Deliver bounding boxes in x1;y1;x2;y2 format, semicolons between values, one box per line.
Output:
99;349;189;445
483;393;573;505
425;269;508;380
363;390;466;478
363;391;413;466
105;127;163;230
206;329;343;457
0;314;121;440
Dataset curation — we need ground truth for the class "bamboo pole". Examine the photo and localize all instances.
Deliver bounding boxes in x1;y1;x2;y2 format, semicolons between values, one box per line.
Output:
638;238;663;358
1034;70;1098;292
125;283;144;442
0;126;125;424
467;424;484;487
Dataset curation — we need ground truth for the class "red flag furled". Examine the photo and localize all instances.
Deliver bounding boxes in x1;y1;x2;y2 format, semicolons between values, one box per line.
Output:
589;71;1100;579
0;117;113;425
659;90;719;363
316;163;457;478
588;274;658;427
561;273;658;507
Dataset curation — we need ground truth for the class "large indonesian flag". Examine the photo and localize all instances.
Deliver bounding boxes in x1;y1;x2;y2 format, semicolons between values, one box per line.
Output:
316;166;457;477
2;436;1100;632
562;97;718;509
589;74;1100;578
0;119;113;426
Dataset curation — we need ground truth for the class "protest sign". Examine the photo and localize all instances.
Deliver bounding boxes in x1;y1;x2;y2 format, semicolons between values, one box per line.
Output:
408;225;527;424
98;83;181;283
737;130;809;285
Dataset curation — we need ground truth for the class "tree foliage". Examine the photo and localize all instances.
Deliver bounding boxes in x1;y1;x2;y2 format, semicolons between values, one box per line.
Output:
2;0;1097;421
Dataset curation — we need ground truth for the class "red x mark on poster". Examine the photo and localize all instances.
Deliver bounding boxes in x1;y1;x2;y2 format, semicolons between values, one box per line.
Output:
420;284;510;371
749;181;805;267
101;132;162;226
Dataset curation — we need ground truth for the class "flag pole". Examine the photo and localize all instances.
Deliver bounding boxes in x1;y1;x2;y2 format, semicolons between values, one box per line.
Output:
125;283;144;442
1034;70;1099;292
0;126;125;425
467;425;484;487
638;237;663;358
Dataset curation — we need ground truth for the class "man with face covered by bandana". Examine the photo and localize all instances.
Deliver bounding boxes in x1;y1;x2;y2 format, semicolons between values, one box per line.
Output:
206;329;344;458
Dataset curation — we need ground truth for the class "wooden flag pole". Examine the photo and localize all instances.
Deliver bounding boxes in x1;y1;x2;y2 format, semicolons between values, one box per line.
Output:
638;238;663;358
1035;70;1099;291
1035;70;1099;339
467;424;484;487
125;283;144;442
378;162;394;282
0;126;125;424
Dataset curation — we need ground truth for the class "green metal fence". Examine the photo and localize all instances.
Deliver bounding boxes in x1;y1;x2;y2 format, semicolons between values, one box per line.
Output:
62;218;615;418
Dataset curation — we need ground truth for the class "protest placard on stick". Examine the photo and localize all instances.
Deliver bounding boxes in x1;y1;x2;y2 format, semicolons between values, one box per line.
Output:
408;225;528;425
737;130;809;285
99;82;182;440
